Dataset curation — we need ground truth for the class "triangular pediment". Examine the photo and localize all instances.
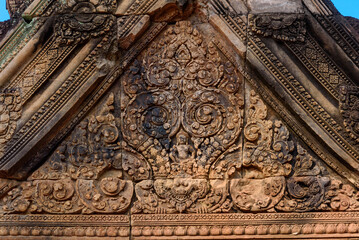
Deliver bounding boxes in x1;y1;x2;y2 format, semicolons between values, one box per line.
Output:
1;0;359;238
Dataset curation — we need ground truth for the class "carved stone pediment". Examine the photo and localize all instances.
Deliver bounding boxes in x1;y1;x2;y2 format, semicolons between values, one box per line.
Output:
1;0;359;239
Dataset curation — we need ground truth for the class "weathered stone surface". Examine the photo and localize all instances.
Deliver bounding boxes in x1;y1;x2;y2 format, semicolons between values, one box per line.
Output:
246;0;303;14
0;0;359;239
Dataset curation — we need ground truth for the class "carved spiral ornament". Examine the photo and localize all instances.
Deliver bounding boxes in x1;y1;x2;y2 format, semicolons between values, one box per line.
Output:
122;91;180;148
35;179;83;214
183;90;241;145
146;60;178;87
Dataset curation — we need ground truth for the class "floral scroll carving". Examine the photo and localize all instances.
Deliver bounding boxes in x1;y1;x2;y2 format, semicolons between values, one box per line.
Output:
339;85;359;143
54;0;116;44
123;21;243;214
0;89;21;158
1;20;359;219
237;90;330;213
249;13;306;42
0;93;145;214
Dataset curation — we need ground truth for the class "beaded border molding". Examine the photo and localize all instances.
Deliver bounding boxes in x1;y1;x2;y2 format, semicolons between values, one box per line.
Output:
1;213;359;238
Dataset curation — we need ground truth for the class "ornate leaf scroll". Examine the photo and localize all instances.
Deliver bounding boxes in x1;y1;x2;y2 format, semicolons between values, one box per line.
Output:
0;20;357;219
122;21;243;214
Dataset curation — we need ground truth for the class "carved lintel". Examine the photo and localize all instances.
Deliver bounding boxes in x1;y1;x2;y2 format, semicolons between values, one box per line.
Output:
249;13;306;42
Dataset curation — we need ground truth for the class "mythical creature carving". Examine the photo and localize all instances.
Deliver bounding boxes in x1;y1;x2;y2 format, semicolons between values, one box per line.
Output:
123;21;243;213
230;177;285;211
0;20;358;218
249;13;306;42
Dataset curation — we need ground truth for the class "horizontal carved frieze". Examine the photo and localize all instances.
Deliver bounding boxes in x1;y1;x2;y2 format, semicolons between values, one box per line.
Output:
0;213;358;238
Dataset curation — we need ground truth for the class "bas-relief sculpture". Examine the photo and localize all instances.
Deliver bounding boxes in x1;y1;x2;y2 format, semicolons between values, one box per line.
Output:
1;0;359;239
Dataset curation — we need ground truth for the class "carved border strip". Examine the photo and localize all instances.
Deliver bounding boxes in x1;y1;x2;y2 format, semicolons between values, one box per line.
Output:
125;0;158;15
0;213;358;238
118;15;147;39
7;37;76;102
0;215;130;238
0;19;44;72
246;32;359;166
131;213;359;238
22;45;76;103
33;23;168;174
0;40;101;168
220;15;247;43
25;0;55;17
212;38;359;187
286;34;353;100
7;36;57;88
226;15;359;165
314;14;359;68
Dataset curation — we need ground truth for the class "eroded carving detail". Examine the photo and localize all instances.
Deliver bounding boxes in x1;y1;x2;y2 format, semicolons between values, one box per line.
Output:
0;93;137;214
340;85;359;143
0;90;21;158
249;13;306;42
54;0;116;44
238;90;330;213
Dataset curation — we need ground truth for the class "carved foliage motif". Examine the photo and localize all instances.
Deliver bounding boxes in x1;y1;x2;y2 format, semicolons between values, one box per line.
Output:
234;90;331;213
0;93;145;214
249;13;306;42
0;90;21;158
1;21;359;217
121;21;242;214
54;0;117;44
339;85;359;143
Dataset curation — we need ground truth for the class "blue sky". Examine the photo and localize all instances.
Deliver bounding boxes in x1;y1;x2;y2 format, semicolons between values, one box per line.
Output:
0;0;357;21
0;0;8;21
332;0;359;18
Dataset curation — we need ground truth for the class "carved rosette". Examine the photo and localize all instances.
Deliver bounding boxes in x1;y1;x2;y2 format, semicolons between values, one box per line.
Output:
35;179;83;214
230;177;285;211
76;178;133;213
122;91;181;149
